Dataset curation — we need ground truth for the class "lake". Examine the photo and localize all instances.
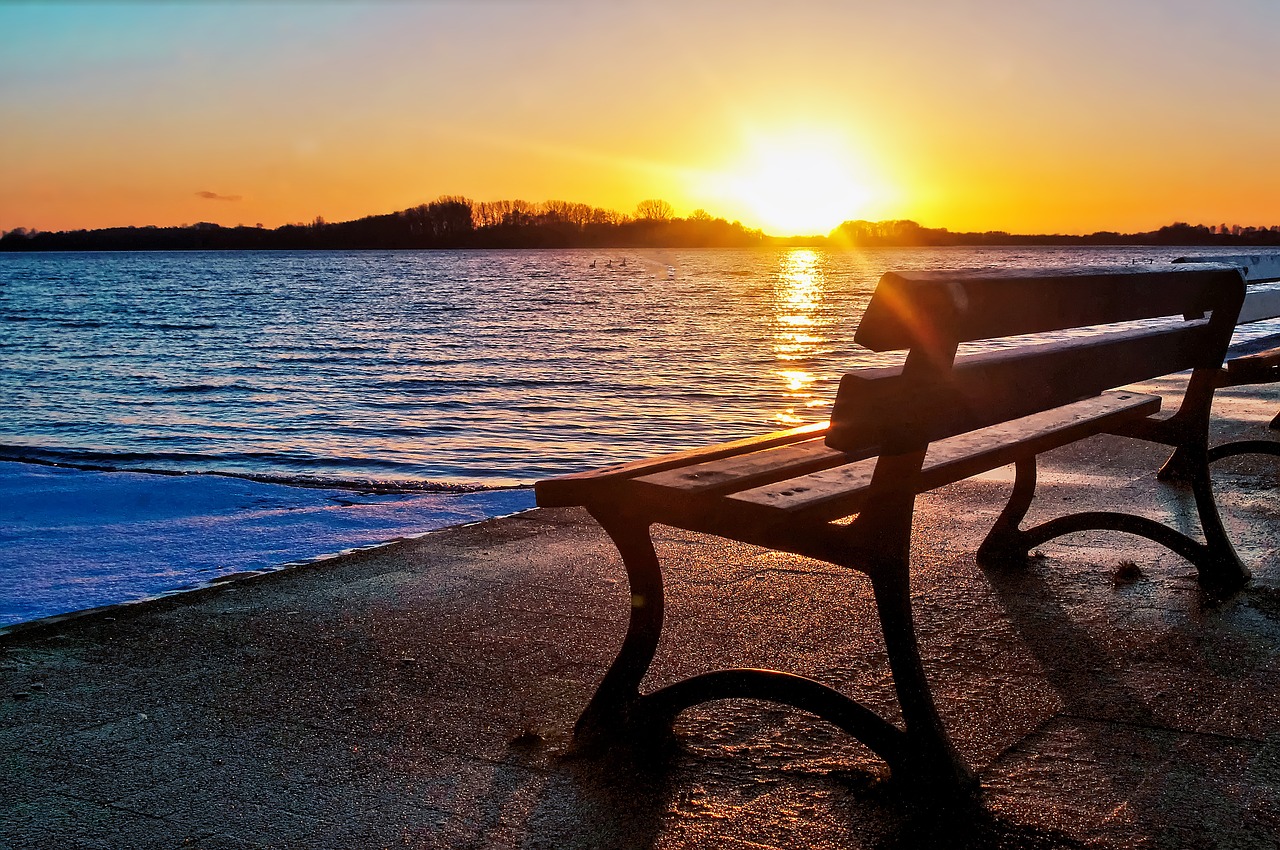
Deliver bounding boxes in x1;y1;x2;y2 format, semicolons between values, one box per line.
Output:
6;245;1269;491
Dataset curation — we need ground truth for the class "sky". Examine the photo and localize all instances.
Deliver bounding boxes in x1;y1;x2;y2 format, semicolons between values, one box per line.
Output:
2;0;1279;237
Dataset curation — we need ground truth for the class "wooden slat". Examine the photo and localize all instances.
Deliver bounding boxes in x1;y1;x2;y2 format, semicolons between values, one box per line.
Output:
631;436;849;497
1226;344;1280;381
533;421;827;507
731;391;1161;521
1176;254;1280;284
826;322;1211;453
854;266;1244;351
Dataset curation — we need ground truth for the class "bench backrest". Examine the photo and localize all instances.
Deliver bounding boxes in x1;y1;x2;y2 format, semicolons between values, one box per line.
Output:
825;265;1245;454
1175;254;1280;325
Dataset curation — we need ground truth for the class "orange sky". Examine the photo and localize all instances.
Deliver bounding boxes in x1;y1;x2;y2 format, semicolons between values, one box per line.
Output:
3;0;1279;237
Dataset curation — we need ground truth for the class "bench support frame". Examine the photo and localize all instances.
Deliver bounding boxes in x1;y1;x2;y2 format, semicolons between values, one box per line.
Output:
982;370;1250;595
574;488;979;799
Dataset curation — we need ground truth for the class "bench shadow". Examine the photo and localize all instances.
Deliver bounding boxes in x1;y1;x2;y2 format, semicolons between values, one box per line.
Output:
872;803;1089;849
980;558;1159;724
976;546;1262;842
511;722;1087;849
513;736;679;850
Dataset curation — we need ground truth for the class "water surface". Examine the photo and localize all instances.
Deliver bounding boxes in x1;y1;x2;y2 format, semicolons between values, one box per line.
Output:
1;247;1269;488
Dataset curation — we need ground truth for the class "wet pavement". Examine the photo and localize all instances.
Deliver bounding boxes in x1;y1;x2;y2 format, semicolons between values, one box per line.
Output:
3;376;1279;849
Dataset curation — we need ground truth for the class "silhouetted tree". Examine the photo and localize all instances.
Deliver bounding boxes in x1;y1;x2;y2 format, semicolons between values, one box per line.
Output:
425;196;474;244
635;199;674;221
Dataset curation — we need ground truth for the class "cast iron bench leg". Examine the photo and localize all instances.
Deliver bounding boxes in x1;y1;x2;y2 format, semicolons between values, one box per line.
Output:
980;451;1249;595
1184;441;1252;594
849;484;978;796
1157;445;1197;483
976;457;1038;567
871;556;979;796
573;500;978;799
1164;438;1280;481
574;510;665;743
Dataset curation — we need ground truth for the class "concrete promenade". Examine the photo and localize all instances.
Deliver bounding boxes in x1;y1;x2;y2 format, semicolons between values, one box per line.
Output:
3;376;1278;849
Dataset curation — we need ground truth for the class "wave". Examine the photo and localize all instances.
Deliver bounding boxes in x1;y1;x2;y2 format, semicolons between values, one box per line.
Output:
128;321;220;331
162;383;266;394
0;445;523;494
276;354;381;365
378;375;593;390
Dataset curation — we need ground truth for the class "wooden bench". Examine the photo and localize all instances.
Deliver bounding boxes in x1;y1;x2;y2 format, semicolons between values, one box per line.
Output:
1159;254;1280;473
534;264;1247;799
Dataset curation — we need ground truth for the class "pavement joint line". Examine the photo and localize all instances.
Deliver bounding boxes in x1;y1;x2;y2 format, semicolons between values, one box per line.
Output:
988;715;1068;758
1057;711;1270;745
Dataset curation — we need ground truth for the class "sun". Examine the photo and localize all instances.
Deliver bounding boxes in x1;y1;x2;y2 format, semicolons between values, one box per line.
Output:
701;131;878;236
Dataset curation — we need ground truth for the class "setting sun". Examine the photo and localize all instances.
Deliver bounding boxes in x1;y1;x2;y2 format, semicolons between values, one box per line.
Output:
699;131;883;236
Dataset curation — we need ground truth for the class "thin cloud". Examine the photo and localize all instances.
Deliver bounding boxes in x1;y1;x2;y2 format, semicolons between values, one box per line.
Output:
195;191;242;202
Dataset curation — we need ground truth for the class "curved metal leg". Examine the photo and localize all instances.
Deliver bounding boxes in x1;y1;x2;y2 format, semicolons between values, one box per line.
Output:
870;558;979;797
575;511;666;741
1017;509;1248;595
1271;409;1279;431
976;458;1038;567
1207;440;1280;463
994;437;1248;595
1184;442;1251;594
1019;511;1207;565
640;669;911;773
626;551;979;797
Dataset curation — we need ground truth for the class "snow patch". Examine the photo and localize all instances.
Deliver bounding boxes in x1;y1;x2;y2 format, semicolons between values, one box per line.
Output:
0;461;534;628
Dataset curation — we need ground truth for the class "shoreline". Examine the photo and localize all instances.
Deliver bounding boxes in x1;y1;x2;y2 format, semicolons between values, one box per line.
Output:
0;451;531;495
0;460;535;630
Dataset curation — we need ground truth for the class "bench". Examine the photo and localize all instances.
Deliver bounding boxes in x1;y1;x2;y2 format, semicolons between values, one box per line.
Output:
1159;254;1280;473
534;264;1247;799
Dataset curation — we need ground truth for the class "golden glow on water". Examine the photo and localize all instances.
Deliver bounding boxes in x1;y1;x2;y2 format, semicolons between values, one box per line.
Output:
779;371;811;392
771;249;828;426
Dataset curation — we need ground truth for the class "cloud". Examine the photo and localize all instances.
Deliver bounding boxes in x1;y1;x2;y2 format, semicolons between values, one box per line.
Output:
195;191;242;202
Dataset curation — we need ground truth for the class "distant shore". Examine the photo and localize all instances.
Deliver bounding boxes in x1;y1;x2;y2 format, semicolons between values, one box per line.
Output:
8;228;1280;252
5;197;1279;252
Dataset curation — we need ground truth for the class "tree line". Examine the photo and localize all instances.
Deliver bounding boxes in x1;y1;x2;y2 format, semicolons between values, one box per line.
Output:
4;196;1280;251
830;218;1280;247
0;197;766;251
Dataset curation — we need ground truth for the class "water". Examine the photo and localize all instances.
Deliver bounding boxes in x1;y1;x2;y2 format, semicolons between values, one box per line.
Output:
0;246;1273;490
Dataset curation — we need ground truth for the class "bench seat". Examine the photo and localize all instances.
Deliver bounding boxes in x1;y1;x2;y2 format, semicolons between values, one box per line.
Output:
547;390;1159;528
1223;343;1280;383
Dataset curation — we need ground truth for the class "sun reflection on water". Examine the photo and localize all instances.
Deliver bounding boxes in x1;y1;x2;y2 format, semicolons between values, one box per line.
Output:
772;249;830;426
